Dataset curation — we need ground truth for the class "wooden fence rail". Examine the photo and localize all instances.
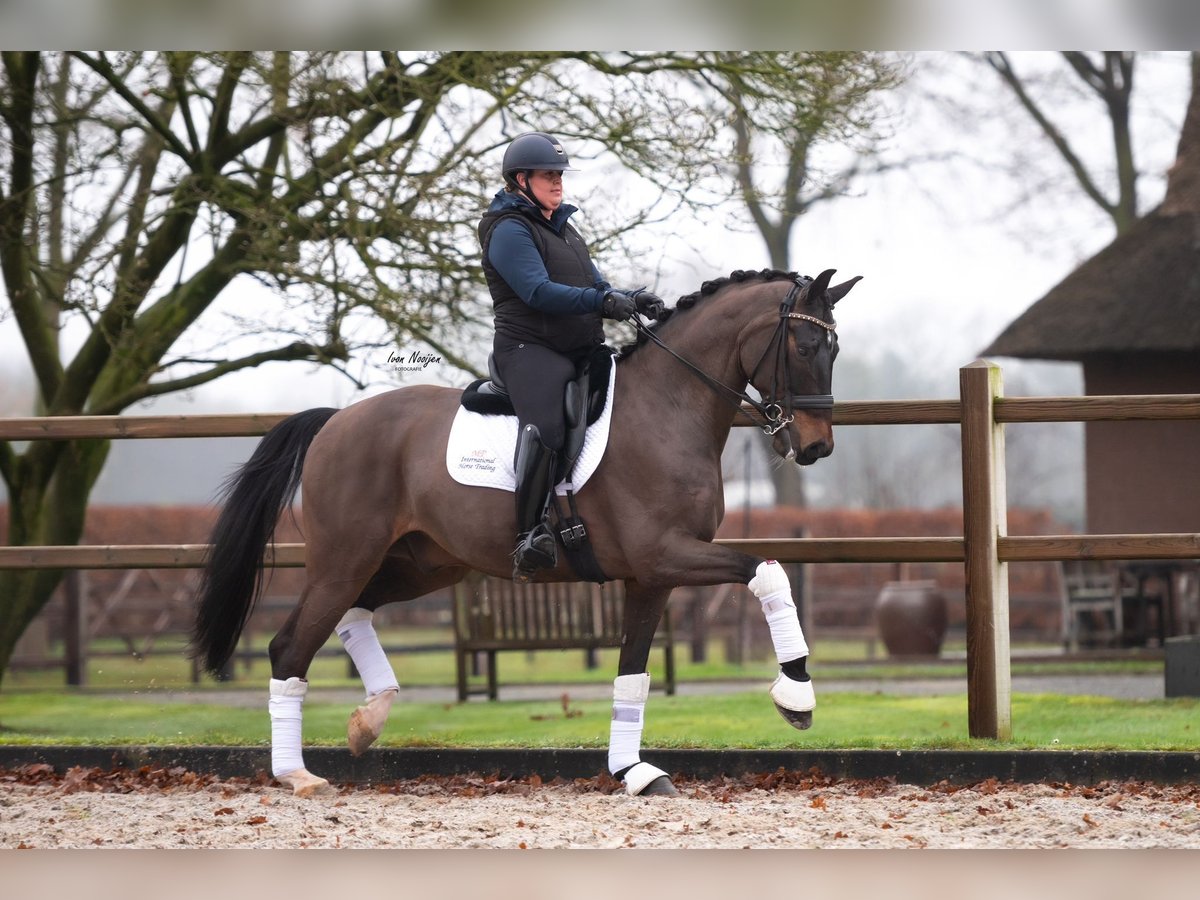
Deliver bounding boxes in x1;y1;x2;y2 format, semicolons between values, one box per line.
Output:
3;362;1200;740
5;534;1200;571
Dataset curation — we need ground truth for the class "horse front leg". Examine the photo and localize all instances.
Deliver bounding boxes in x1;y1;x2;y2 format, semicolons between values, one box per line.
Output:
645;539;816;731
610;580;678;797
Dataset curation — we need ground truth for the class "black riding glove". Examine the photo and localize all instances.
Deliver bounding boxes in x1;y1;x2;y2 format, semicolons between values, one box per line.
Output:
631;289;665;320
601;289;637;322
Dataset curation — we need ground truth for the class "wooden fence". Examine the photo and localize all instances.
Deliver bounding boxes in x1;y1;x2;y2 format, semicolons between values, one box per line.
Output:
3;359;1200;739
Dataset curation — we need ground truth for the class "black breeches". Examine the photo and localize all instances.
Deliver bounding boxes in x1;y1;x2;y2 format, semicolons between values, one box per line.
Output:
492;337;582;452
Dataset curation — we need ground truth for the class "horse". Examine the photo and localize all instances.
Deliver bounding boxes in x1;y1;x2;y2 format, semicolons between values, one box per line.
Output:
190;267;859;797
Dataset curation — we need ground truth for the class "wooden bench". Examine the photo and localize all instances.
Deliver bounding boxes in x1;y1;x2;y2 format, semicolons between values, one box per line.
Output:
452;575;676;701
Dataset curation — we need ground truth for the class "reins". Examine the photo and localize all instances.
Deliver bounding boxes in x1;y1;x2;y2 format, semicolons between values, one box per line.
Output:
628;276;835;436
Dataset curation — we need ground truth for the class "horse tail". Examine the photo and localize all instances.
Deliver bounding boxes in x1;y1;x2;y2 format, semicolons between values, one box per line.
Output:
190;407;338;676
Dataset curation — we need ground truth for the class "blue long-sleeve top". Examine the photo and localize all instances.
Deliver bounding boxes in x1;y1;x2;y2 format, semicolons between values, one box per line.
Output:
485;191;611;315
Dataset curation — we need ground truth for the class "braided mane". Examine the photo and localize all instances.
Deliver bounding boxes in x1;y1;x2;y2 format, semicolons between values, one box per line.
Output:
615;268;800;360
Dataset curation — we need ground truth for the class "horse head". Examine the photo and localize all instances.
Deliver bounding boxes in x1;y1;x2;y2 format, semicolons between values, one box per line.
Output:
742;269;860;465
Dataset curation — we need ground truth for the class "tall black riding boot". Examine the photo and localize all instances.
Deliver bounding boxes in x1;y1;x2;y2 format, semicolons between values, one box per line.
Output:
512;424;559;583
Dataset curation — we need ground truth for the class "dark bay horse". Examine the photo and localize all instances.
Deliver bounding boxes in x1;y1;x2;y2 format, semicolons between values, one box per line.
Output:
191;267;858;796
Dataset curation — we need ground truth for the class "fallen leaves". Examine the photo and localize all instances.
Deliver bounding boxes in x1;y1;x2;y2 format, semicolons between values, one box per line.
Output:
3;763;221;794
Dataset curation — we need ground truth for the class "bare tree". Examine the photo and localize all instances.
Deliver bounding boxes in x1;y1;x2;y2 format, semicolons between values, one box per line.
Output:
694;52;903;506
970;51;1197;237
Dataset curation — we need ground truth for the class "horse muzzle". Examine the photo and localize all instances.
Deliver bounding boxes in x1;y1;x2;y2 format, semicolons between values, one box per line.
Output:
774;432;833;465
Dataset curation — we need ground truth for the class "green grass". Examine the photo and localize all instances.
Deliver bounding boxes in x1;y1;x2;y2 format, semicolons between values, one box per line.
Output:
1;631;1164;694
1;689;1195;752
5;630;1186;752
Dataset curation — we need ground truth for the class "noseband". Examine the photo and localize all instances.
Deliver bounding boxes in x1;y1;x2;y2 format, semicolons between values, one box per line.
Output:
629;276;836;436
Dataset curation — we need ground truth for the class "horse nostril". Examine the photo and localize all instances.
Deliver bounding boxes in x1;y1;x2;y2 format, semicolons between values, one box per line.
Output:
800;439;833;463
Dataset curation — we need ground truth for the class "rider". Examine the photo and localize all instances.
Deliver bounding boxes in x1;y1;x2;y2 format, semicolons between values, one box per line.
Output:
478;131;664;582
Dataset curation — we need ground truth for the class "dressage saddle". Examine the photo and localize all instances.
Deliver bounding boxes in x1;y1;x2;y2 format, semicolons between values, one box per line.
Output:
460;344;615;479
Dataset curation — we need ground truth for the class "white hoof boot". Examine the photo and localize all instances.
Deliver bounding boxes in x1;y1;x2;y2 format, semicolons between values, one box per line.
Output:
622;762;678;797
348;688;398;756
770;673;816;731
275;768;332;797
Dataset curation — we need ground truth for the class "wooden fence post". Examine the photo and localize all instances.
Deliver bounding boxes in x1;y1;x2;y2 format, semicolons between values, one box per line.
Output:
64;570;89;687
960;360;1012;740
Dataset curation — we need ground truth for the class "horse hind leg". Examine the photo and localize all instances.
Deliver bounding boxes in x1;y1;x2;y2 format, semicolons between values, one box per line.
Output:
336;608;400;757
267;559;385;796
336;558;469;757
268;676;332;797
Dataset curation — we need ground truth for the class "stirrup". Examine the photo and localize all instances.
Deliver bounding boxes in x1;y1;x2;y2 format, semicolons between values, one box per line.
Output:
513;524;557;581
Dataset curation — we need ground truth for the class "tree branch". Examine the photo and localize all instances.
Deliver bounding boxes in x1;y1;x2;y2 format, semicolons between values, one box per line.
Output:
88;342;330;414
167;51;203;155
986;51;1117;220
1061;51;1108;94
404;323;484;378
52;117;195;415
206;51;251;151
69;51;196;166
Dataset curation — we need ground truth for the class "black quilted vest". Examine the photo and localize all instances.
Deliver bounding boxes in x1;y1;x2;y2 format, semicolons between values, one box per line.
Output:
479;205;604;353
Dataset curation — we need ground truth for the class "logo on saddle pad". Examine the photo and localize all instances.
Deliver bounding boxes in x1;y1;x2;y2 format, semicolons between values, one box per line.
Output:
458;447;499;475
445;367;618;493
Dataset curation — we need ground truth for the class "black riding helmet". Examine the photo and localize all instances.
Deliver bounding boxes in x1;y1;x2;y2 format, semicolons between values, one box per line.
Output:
502;131;577;209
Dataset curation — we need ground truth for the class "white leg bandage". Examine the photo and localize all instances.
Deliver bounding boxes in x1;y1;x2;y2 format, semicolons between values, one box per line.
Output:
608;673;651;775
748;560;810;664
608;673;670;795
268;677;308;777
336;608;399;699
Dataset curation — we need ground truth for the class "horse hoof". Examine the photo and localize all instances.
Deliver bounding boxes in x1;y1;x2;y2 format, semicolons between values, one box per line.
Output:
769;674;814;731
638;775;680;797
622;762;678;797
347;689;397;756
276;768;332;798
774;702;813;730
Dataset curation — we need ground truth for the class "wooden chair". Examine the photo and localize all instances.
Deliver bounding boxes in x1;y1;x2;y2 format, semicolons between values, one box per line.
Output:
1059;560;1165;651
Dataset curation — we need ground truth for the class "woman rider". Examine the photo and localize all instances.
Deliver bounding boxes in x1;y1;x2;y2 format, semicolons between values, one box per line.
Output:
478;131;664;582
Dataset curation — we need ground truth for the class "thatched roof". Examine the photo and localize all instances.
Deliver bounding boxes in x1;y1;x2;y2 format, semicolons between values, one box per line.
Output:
982;208;1200;360
984;58;1200;362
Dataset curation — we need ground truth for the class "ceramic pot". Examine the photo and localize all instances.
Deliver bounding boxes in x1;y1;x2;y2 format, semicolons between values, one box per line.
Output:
875;580;948;657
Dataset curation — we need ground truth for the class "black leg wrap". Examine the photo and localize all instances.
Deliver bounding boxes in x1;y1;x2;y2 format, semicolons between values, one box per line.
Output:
781;656;810;682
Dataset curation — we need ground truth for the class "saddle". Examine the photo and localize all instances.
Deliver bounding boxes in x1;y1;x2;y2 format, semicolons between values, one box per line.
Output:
459;344;615;584
460;344;615;480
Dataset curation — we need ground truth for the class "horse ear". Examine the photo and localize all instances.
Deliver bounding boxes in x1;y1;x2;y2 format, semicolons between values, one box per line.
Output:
826;275;862;306
808;269;836;299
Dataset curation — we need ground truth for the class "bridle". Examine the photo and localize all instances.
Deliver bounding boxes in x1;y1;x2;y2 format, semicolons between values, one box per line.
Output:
628;276;836;437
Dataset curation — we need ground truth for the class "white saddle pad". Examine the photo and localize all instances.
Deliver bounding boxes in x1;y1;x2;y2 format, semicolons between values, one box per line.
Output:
446;366;617;493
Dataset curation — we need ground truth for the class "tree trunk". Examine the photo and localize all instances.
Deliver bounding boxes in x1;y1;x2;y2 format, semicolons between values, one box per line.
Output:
0;438;110;688
766;446;807;507
752;218;808;508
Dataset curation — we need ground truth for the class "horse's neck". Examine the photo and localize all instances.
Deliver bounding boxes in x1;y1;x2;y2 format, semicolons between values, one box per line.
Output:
615;303;749;453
